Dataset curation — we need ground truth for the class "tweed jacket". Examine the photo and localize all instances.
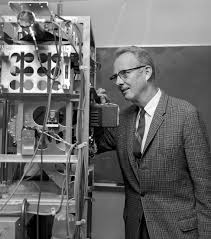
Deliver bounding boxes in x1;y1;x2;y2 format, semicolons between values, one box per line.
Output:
95;92;211;239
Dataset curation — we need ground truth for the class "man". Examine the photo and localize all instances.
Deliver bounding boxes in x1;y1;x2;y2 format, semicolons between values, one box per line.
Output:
95;46;211;239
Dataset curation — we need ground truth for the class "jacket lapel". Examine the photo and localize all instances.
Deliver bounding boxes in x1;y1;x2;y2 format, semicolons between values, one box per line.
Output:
126;92;168;183
142;92;168;156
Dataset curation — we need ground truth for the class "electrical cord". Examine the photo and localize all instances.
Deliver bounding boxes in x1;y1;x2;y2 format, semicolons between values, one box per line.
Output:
70;20;89;238
1;15;88;239
53;14;78;53
40;130;72;146
0;135;43;212
0;178;74;216
34;24;63;237
0;21;63;212
52;18;88;238
73;144;88;239
34;31;63;228
66;147;71;238
46;16;78;54
0;134;74;213
64;142;77;238
31;25;63;86
36;184;41;239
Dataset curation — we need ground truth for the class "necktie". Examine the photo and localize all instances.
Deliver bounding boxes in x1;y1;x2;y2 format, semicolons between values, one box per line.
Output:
133;109;145;159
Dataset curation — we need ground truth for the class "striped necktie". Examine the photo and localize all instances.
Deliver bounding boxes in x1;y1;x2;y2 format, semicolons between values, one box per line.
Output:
133;109;145;159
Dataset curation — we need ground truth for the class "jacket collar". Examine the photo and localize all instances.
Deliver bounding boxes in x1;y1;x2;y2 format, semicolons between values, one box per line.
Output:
127;91;168;183
143;91;168;155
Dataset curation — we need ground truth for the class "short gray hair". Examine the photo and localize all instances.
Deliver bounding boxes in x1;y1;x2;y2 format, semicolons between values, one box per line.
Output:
114;46;155;80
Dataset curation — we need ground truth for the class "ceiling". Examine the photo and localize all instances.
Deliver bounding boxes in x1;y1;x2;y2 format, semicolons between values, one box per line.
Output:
0;0;88;3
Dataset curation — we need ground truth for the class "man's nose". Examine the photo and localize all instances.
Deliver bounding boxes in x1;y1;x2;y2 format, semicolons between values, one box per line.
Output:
115;75;124;86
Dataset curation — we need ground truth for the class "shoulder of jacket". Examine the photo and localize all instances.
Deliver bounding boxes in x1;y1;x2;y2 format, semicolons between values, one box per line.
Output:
167;95;197;113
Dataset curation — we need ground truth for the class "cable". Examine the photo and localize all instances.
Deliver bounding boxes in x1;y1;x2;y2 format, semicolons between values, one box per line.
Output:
69;18;89;238
73;146;88;239
65;143;76;239
45;16;78;54
1;15;88;239
40;130;72;146
0;22;63;213
0;135;42;212
55;177;66;215
66;150;71;238
48;18;88;238
0;179;73;216
36;185;41;239
34;24;63;236
31;22;63;83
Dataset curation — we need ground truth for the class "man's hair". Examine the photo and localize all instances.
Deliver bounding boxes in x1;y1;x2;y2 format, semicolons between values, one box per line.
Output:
114;46;155;80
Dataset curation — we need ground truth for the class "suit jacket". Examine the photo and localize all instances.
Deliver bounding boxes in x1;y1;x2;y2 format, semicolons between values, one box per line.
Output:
95;92;211;239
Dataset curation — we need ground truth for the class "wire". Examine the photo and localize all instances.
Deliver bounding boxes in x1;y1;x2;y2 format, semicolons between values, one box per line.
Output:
34;23;63;235
1;15;88;239
0;135;42;212
0;21;63;213
31;27;69;226
73;147;86;238
0;179;74;216
40;130;72;147
47;17;78;54
35;29;62;82
65;143;76;239
45;18;88;238
68;18;89;239
36;185;41;239
55;177;66;215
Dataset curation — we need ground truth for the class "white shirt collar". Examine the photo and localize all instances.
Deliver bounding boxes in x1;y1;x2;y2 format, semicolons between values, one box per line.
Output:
144;88;162;117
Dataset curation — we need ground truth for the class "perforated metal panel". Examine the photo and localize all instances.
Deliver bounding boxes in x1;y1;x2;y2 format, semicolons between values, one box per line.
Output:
1;44;74;94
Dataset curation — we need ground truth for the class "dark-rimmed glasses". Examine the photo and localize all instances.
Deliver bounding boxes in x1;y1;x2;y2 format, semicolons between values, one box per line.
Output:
109;65;146;82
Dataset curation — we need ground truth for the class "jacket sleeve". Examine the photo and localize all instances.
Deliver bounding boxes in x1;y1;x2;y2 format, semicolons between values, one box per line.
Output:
183;107;211;238
94;127;117;154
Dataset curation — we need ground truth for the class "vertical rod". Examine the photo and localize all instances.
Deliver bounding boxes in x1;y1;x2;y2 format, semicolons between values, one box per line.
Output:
57;0;63;16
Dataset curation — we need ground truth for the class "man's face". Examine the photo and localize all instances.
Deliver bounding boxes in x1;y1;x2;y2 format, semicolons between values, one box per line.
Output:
113;52;148;103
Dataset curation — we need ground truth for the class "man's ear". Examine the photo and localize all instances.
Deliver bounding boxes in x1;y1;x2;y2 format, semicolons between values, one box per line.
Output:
145;65;152;81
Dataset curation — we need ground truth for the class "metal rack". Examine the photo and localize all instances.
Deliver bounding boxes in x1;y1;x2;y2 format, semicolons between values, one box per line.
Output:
0;1;95;238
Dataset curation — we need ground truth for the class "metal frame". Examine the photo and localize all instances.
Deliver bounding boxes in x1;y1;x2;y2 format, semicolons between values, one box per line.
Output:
0;13;95;239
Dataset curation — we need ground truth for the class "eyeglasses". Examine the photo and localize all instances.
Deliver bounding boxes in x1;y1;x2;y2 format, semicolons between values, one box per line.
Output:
109;65;146;82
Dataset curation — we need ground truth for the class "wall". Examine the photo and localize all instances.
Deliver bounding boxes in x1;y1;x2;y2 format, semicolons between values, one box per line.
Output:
92;189;125;239
97;46;211;144
0;0;211;46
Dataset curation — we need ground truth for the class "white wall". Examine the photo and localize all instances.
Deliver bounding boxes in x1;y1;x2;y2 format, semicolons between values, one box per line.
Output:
0;0;211;46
